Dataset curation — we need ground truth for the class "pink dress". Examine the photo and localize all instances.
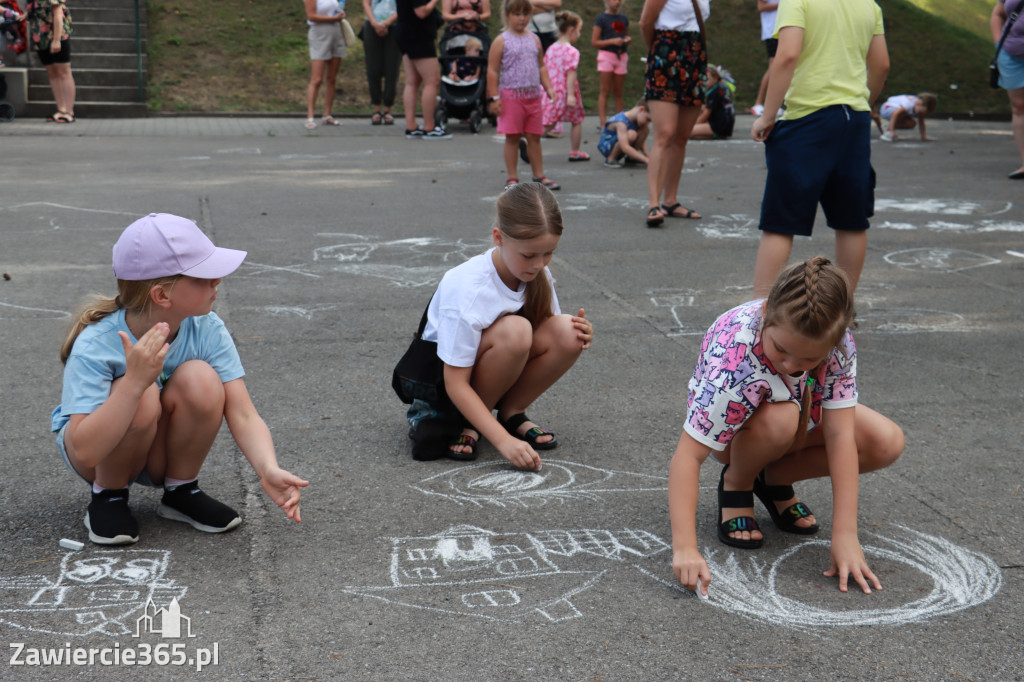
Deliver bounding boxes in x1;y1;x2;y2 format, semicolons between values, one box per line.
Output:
542;42;585;126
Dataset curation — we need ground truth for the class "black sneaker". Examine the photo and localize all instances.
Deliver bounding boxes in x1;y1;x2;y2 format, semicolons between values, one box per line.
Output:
405;127;426;139
518;137;529;163
157;481;241;533
424;126;452;140
84;488;139;545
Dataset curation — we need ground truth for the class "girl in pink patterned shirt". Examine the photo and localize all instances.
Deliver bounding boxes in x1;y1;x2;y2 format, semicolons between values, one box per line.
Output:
542;11;589;161
668;257;904;598
487;0;558;190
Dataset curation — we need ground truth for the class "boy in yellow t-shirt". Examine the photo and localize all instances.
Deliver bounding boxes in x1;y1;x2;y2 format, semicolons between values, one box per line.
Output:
749;0;890;297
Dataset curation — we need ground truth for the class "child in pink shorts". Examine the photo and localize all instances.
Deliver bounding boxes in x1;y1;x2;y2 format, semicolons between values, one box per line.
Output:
592;0;631;130
487;0;559;190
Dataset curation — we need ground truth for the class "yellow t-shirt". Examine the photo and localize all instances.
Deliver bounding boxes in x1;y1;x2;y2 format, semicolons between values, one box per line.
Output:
775;0;884;121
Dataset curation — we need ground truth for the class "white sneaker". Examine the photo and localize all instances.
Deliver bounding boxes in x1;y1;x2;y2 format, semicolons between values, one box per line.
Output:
424;126;452;140
880;132;893;142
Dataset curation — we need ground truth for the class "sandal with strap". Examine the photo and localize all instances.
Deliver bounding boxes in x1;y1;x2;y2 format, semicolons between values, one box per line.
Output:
753;470;819;535
717;466;764;549
499;413;558;450
568;150;590;162
371;111;383;125
532;176;561;191
383;111;395;125
447;431;479;461
646;206;665;228
504;177;519;190
662;202;701;220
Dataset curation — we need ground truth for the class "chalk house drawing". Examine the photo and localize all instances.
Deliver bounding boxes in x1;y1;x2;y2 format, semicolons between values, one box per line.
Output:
666;525;1002;631
412;460;668;508
314;233;487;288
341;525;671;623
0;550;187;637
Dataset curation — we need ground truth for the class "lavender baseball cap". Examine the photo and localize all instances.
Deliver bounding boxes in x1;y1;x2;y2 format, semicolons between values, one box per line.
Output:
112;213;247;281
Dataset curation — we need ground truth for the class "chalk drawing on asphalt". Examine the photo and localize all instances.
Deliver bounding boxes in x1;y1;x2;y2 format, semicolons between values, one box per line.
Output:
662;525;1002;631
340;525;671;622
0;301;70;320
694;214;760;240
314;233;487;287
0;202;137;233
856;307;972;334
0;550;187;637
412;460;667;508
884;248;1001;272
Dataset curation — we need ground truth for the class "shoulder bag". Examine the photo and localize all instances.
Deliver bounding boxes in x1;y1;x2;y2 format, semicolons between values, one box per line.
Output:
391;301;451;407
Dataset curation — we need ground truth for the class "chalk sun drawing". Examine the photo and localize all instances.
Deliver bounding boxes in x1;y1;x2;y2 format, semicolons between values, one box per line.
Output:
683;525;1002;630
0;550;187;637
314;233;487;287
884;248;1000;273
340;525;670;623
412;460;667;508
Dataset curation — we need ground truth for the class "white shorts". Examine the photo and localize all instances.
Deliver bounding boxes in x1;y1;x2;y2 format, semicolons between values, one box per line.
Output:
308;23;347;61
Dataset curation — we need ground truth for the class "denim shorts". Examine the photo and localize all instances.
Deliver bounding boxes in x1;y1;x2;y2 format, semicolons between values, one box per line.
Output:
56;424;158;487
759;105;875;236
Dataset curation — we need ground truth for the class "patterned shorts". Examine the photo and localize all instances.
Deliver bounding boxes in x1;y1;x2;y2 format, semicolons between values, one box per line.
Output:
643;29;706;107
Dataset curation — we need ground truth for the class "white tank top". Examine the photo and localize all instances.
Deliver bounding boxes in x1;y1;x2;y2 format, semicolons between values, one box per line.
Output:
655;0;710;33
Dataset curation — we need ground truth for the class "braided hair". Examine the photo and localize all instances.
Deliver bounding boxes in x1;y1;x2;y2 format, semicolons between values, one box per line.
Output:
763;257;854;449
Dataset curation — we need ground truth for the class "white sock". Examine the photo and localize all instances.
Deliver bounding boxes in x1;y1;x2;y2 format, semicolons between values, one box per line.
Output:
92;482;105;494
164;477;197;491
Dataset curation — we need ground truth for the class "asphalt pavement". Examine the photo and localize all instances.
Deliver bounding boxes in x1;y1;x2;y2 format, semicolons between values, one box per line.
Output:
1;113;1022;680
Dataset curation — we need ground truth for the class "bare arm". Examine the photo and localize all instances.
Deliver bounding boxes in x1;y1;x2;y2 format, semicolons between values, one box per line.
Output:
668;431;713;595
751;25;802;141
486;36;504;115
443;364;542;470
305;0;343;23
538;37;555;100
613;121;649;162
530;0;561;13
50;4;65;49
565;68;578;108
865;33;889;107
413;0;439;21
639;0;669;50
992;1;1008;44
757;1;779;11
223;379;308;522
820;406;881;594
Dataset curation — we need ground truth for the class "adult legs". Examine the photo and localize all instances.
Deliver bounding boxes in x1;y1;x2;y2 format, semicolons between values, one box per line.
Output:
752;231;794;297
402;54;423;130
1008;87;1024;175
364;29;385;109
307;59;326;120
647;100;701;215
46;62;75;116
382;34;401;111
414;56;441;129
322;57;341;119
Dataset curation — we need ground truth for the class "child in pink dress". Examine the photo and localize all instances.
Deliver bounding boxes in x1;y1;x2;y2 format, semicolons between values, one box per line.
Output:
543;11;588;161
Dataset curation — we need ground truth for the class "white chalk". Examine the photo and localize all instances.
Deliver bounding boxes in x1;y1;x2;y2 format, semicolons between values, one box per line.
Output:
59;538;84;551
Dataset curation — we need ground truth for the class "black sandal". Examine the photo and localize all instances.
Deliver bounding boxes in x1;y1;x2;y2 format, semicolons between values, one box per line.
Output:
753;470;819;535
447;431;479;461
646;206;665;228
499;413;558;450
717;466;763;549
661;202;701;219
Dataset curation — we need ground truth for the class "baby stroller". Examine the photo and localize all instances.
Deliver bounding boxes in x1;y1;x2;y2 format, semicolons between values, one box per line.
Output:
0;75;13;123
435;20;491;134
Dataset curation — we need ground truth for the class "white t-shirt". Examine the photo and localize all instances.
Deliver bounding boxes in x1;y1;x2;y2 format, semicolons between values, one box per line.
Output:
423;248;561;368
879;94;917;120
760;6;778;41
655;0;710;32
308;0;343;26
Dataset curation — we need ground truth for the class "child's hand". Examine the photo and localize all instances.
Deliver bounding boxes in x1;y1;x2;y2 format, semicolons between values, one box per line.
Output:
824;532;882;594
545;87;556;102
489;99;502;116
118;323;170;390
673;546;711;597
572;308;593;349
260;467;310;523
567;94;577;108
623;36;631;45
496;437;542;471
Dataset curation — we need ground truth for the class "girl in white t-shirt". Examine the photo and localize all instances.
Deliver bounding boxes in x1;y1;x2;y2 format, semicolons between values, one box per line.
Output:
668;257;904;598
419;182;594;470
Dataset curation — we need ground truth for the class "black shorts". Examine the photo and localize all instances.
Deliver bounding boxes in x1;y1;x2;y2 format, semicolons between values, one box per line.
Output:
764;38;778;59
396;23;436;60
37;39;71;65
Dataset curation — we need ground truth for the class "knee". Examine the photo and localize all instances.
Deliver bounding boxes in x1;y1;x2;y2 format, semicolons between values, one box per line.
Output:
164;361;225;415
747;402;800;450
545;314;584;359
864;420;904;471
487;314;533;358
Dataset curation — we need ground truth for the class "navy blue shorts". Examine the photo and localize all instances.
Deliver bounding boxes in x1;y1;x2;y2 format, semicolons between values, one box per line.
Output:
759;105;875;237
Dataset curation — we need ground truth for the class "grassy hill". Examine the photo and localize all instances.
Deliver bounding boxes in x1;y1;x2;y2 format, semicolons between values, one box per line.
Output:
146;0;1007;115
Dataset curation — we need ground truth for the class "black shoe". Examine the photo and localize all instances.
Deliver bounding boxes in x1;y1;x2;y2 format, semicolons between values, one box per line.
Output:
405;127;426;139
157;481;241;533
519;137;529;163
85;488;139;545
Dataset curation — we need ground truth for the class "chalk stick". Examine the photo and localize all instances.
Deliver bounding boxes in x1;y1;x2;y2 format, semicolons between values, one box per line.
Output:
59;538;84;551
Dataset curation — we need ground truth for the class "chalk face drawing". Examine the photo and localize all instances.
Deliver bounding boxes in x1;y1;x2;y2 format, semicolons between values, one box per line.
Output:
314;233;487;288
341;524;671;623
0;550;187;637
884;248;1001;273
412;459;668;508
688;525;1003;630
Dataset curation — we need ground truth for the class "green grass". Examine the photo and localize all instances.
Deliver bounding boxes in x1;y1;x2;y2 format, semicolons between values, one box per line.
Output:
145;0;1008;115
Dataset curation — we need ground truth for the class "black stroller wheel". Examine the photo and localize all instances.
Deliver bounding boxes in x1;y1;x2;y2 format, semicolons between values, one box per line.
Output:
469;109;482;134
434;106;447;130
0;102;14;123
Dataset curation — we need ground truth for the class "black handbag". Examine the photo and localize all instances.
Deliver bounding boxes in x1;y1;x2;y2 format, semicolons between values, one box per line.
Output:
392;303;450;407
991;5;1021;89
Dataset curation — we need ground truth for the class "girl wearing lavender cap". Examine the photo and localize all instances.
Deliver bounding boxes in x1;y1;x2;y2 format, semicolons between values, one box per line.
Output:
52;213;308;545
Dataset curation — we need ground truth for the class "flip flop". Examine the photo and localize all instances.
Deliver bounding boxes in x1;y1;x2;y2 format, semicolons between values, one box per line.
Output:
662;203;701;219
532;176;560;191
646;206;665;228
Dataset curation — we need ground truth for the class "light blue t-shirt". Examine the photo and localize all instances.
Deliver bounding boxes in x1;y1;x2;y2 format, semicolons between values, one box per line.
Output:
51;309;244;433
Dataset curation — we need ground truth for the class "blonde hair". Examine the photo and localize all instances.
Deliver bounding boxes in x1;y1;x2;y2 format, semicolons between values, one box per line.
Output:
763;257;854;449
59;276;180;365
555;10;582;34
464;37;483;52
495;183;563;328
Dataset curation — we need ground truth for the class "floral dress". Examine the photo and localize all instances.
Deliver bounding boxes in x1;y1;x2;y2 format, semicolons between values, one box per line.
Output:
542;42;584;126
25;0;71;52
